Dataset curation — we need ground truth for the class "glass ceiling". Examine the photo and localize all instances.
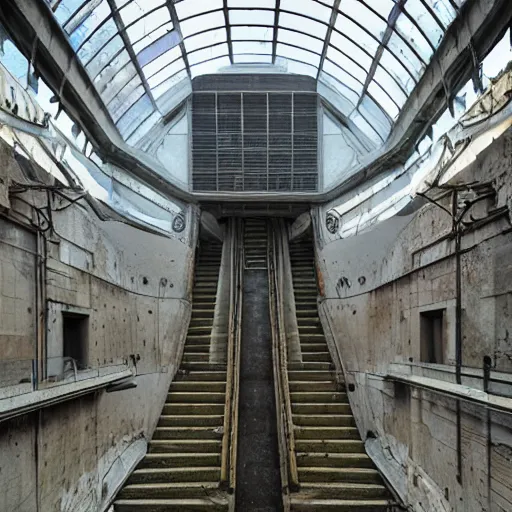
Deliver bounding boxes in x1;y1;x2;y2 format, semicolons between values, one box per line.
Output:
45;0;466;145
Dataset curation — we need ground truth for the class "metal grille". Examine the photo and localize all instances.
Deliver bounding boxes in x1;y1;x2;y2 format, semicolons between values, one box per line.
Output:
192;92;318;192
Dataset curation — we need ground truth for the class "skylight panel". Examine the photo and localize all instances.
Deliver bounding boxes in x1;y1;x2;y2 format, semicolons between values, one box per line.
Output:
148;58;186;88
117;94;154;139
180;11;226;38
229;9;276;26
153;69;189;99
404;0;444;48
101;64;138;104
190;56;231;78
106;76;142;117
279;12;328;40
329;31;373;71
349;109;383;146
334;16;379;58
132;22;174;54
368;81;399;119
136;31;182;68
77;19;118;65
111;84;145;121
229;0;276;7
176;0;224;20
422;0;457;29
365;0;396;20
188;44;230;66
126;8;171;45
387;32;424;80
278;29;324;54
55;0;87;25
68;1;111;50
86;35;124;77
119;0;166;26
231;26;274;41
233;54;273;63
94;50;131;92
232;41;273;55
339;1;387;43
358;94;392;139
282;59;318;78
142;46;182;78
395;13;434;63
276;44;321;68
184;28;228;53
323;60;363;96
280;0;333;24
379;48;416;94
374;66;407;108
326;47;367;84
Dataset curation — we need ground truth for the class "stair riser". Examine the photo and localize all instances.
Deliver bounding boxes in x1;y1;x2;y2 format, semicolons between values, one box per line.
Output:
153;429;223;440
298;470;383;485
294;427;360;440
296;455;374;468
295;440;365;453
128;469;220;484
148;441;222;453
293;416;356;427
138;455;221;469
158;416;224;427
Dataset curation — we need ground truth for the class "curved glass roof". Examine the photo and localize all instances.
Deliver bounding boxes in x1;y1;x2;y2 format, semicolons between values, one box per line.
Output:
45;0;465;145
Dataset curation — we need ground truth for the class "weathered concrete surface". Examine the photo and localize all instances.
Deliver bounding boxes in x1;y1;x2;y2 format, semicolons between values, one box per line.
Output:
0;149;196;511
316;128;512;511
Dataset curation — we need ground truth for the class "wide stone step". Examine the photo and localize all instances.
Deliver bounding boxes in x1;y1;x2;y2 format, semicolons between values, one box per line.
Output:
174;371;226;382
170;381;225;392
297;343;329;353
293;414;355;427
296;453;374;468
290;498;391;511
115;498;227;511
138;453;221;468
294;426;359;440
153;427;224;440
166;392;225;403
297;482;390;500
158;415;224;427
288;371;335;381
295;440;365;454
188;326;214;334
289;381;338;392
162;403;225;415
180;363;227;372
288;362;334;371
118;482;220;500
298;467;382;484
291;391;347;403
189;319;214;328
149;440;222;453
128;467;220;484
182;345;212;355
182;353;210;363
301;352;332;363
292;403;351;415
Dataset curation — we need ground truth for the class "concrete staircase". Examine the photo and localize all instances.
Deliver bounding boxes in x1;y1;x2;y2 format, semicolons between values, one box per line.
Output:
243;218;268;269
114;242;229;512
288;239;393;511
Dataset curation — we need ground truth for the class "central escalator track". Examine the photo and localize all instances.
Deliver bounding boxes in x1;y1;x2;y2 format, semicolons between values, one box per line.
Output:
236;218;283;511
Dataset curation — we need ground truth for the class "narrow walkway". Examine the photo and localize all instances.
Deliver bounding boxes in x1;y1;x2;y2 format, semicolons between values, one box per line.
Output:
236;219;283;511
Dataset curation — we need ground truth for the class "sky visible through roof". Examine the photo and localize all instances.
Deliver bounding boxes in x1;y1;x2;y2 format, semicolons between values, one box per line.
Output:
44;0;466;146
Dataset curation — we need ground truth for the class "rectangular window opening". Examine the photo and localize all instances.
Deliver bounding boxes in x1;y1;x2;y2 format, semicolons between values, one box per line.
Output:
420;309;445;364
63;313;89;370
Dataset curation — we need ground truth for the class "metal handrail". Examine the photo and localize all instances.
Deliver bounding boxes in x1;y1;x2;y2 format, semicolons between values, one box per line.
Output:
270;220;300;492
220;219;243;491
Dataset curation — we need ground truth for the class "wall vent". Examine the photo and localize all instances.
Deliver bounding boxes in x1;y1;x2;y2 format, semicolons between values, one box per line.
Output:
191;92;318;192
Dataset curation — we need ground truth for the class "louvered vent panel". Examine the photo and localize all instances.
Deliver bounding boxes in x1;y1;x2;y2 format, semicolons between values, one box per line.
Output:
192;92;318;192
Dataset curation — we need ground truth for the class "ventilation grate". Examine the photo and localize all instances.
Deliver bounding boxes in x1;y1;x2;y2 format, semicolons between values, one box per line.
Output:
192;92;318;193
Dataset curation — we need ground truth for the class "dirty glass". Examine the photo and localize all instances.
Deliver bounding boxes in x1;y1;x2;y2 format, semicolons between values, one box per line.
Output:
45;0;465;144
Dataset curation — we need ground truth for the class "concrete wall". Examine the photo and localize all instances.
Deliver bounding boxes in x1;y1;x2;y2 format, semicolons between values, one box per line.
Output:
0;150;196;511
315;129;512;511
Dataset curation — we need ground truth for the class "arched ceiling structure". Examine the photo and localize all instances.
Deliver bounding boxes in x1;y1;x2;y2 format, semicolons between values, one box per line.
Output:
45;0;466;145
